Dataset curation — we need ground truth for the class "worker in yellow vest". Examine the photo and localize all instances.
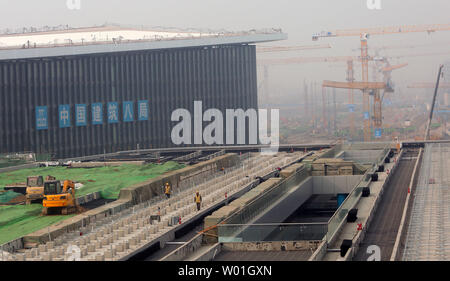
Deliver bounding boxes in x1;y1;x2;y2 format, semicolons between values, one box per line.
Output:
164;182;171;199
194;190;202;211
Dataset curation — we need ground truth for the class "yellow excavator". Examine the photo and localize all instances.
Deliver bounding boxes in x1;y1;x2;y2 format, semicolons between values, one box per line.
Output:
42;180;79;215
25;175;55;204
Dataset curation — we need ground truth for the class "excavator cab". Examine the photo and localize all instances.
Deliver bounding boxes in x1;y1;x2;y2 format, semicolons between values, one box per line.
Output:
25;176;45;204
43;180;62;195
42;180;78;215
27;176;44;187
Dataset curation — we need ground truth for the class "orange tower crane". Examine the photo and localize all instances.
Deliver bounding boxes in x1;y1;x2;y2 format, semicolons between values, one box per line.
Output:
312;23;450;141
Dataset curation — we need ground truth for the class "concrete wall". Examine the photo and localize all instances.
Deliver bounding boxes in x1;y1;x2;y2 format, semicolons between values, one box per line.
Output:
119;153;239;205
312;175;363;195
221;241;320;251
0;237;24;253
160;233;203;261
340;150;382;164
74;191;102;205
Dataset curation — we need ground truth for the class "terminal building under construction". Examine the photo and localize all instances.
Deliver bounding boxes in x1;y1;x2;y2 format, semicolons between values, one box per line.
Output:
0;26;286;158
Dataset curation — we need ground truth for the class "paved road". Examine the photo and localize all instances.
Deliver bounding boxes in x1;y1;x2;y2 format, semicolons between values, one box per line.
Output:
354;149;419;261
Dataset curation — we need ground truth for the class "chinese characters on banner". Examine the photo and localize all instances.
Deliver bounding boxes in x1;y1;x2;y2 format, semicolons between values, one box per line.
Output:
36;106;48;130
36;100;149;129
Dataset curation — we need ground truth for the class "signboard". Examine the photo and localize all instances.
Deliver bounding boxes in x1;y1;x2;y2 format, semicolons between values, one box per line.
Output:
363;112;370;120
138;100;149;121
374;128;382;138
36;100;147;129
123;101;134;122
91;103;103;125
59;104;71;128
107;102;119;123
36;106;48;130
75;104;87;126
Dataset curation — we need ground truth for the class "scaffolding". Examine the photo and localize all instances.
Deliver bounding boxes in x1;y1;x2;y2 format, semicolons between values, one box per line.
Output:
403;143;450;260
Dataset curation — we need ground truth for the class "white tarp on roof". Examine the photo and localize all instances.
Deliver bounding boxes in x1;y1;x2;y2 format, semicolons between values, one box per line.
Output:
0;28;214;48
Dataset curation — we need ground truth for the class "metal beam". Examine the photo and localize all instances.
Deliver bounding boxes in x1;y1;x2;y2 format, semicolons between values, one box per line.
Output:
322;80;386;90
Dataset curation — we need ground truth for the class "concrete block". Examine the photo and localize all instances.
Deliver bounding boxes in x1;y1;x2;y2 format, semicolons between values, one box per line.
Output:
38;244;47;253
81;247;88;257
116;243;124;253
47;241;55;250
87;244;96;253
25;251;33;259
32;248;39;257
105;249;116;259
95;254;105;261
41;253;50;261
55;247;64;256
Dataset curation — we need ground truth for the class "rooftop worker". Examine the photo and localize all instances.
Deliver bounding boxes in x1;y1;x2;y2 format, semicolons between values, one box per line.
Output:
221;167;225;174
194;190;202;211
164;182;171;199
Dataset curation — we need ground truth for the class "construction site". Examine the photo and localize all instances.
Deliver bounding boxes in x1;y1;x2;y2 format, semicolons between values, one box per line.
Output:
0;1;450;265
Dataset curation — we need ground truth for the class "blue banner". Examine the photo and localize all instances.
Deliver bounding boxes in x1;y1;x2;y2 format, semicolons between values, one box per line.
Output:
374;128;382;138
36;106;48;130
107;102;119;123
138;100;149;121
347;104;355;113
91;103;103;125
363;112;369;120
59;104;71;128
123;101;134;122
75;104;87;126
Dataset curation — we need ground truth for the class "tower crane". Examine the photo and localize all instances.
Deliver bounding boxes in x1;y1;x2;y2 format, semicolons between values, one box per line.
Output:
313;23;450;141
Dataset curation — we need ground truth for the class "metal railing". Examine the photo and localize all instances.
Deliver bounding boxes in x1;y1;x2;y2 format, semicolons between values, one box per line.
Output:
325;145;390;242
218;223;328;242
226;167;309;226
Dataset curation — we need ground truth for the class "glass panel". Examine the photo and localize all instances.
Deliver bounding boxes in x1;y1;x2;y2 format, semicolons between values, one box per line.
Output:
226;168;310;225
218;223;328;242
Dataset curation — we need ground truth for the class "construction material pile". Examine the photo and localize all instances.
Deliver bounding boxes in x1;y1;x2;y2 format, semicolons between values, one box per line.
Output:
311;158;353;176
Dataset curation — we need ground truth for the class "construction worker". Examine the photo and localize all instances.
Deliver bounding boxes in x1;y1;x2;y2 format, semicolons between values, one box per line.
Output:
194;190;202;211
164;182;171;199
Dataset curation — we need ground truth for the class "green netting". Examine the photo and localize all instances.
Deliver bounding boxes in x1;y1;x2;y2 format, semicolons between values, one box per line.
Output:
0;161;184;199
0;205;74;244
0;161;185;244
0;190;22;203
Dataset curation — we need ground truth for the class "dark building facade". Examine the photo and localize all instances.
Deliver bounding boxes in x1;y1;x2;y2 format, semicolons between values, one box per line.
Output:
0;44;258;158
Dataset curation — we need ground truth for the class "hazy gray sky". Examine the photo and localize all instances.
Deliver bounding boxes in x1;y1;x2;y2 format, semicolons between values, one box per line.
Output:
1;0;449;100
